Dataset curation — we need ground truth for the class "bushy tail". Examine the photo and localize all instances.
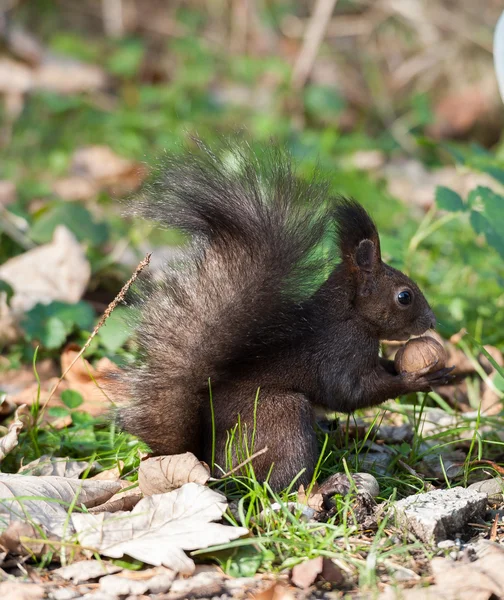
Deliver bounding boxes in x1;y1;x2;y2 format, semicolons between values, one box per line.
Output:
117;140;334;455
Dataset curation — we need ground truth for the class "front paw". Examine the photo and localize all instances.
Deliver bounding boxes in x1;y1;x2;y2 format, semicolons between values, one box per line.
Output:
400;365;455;392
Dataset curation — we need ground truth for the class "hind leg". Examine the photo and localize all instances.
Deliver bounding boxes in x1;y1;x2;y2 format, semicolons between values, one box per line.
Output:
206;389;318;490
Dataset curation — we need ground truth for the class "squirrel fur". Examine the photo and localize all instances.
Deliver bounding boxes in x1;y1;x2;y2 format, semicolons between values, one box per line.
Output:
117;140;452;490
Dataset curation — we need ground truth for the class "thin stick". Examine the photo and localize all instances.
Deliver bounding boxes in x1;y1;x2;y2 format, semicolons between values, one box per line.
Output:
42;253;152;412
218;446;269;479
291;0;339;91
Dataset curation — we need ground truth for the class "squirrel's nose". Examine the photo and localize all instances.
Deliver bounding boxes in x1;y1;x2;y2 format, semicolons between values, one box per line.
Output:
428;311;436;330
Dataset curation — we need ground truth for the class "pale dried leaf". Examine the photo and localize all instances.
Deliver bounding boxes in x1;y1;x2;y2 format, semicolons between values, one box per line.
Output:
138;453;210;495
253;583;298;600
0;474;121;538
90;464;123;481
0;181;16;208
98;568;177;596
59;347;118;417
0;581;44;600
0;226;90;318
0;58;33;94
88;491;142;514
0;520;41;555
34;58;107;94
52;176;98;201
291;557;323;589
297;484;323;511
54;559;121;584
19;455;91;478
0;405;27;461
72;482;248;574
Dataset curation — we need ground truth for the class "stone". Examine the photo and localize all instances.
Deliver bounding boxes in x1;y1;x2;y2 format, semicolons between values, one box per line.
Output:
391;487;487;544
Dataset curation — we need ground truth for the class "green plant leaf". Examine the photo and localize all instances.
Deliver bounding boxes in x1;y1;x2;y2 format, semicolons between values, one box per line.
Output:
467;187;504;258
23;301;95;349
97;307;130;353
30;202;109;246
435;186;464;212
61;389;84;409
0;280;14;306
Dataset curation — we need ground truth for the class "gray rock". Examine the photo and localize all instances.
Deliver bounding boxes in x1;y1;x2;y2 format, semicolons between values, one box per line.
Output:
391;487;487;544
469;477;504;501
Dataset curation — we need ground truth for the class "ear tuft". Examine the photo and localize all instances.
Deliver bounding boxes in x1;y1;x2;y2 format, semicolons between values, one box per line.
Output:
334;198;381;264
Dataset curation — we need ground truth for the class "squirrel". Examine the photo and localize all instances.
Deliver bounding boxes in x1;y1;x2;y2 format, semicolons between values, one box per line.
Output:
117;140;454;490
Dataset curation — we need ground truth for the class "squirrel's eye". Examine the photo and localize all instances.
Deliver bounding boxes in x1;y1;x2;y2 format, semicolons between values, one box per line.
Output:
397;290;412;306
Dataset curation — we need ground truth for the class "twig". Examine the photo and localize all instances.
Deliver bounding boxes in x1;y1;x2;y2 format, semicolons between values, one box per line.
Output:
42;252;151;411
291;0;339;91
217;446;269;479
101;0;125;38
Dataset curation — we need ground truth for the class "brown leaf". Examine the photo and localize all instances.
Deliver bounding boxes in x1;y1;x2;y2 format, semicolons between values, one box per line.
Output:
0;520;42;555
0;581;45;600
52;176;98;201
428;88;492;140
138;453;210;496
70;145;146;195
88;491;142;514
291;556;323;589
297;483;323;511
60;346;120;417
0;181;16;208
252;583;297;600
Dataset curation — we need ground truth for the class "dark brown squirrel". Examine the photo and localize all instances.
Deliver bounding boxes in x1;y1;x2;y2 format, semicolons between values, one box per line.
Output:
117;140;453;490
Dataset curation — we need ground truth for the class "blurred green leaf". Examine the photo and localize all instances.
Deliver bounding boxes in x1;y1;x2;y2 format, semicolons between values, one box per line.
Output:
30;202;109;246
435;186;464;212
304;85;345;117
23;301;95;349
96;307;131;353
107;39;145;78
0;280;14;306
467;186;504;258
61;389;84;409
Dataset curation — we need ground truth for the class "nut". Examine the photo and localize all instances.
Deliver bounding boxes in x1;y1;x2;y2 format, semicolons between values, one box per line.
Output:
394;336;446;374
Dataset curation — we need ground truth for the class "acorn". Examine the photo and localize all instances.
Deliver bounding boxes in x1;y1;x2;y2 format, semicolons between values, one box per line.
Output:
394;336;446;374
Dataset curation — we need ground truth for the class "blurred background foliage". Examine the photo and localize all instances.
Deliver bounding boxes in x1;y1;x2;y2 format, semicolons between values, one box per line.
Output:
1;0;504;369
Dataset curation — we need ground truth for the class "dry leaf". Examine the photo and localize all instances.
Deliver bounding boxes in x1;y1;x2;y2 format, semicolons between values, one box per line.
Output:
0;226;90;343
291;557;323;589
0;474;121;539
59;346;119;417
0;405;27;461
70;145;146;195
252;583;298;600
0;581;45;600
0;58;33;94
0;181;16;208
72;482;248;574
0;520;41;555
88;491;142;514
99;567;177;596
19;455;91;478
138;453;210;495
54;560;122;584
291;556;344;590
34;57;107;94
297;484;323;511
52;176;98;201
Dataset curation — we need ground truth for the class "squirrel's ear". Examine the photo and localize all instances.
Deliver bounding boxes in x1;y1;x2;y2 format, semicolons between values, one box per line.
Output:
355;239;379;272
335;199;382;268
